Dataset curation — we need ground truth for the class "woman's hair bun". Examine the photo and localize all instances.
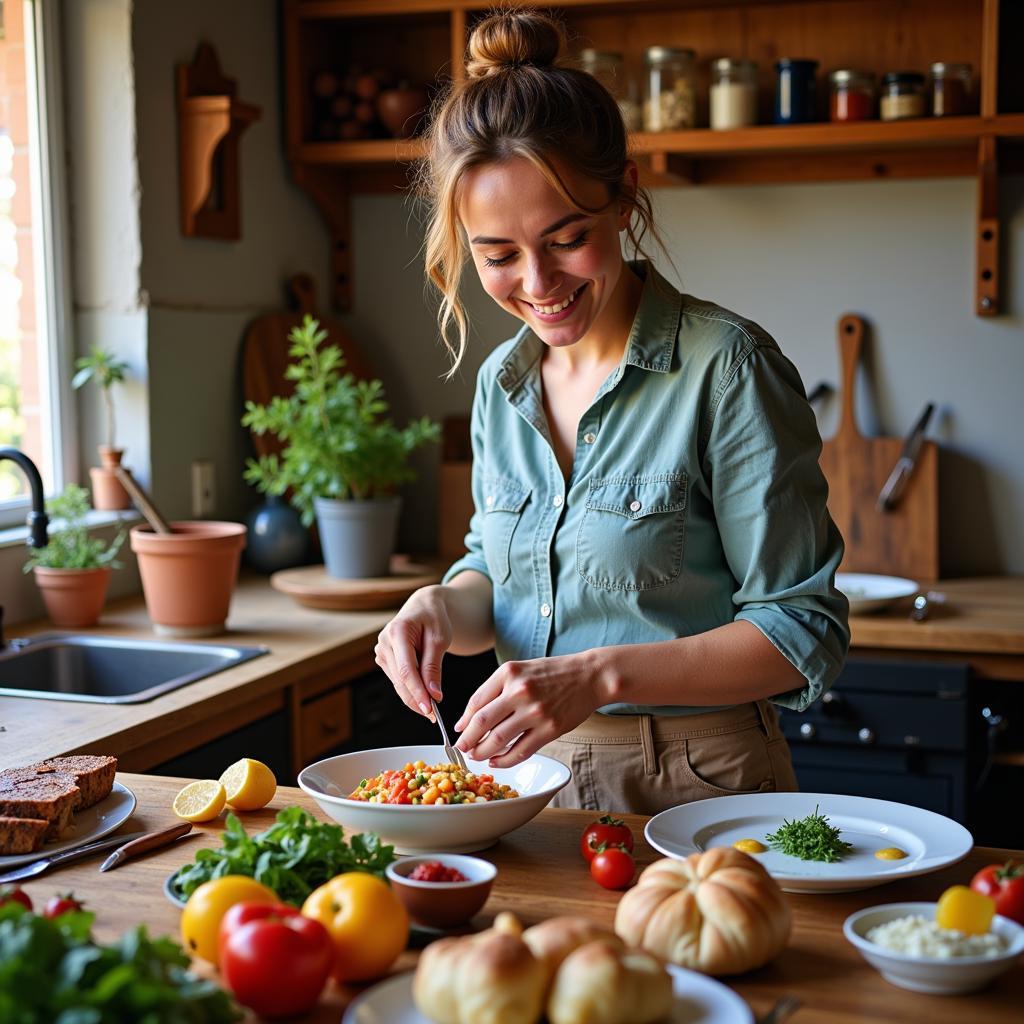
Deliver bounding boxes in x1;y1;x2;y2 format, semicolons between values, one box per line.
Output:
466;10;564;79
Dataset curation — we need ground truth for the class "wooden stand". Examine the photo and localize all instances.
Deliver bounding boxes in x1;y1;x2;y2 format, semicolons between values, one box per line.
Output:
176;42;261;240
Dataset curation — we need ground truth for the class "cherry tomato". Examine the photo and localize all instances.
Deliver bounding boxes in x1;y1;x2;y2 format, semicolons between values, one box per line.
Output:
590;847;636;890
0;885;32;912
219;902;334;1018
580;815;634;863
44;893;83;919
970;861;1024;925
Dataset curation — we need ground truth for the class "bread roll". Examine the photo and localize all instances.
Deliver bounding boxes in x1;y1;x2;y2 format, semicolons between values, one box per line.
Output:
522;915;622;984
614;847;790;976
547;940;673;1024
413;915;546;1024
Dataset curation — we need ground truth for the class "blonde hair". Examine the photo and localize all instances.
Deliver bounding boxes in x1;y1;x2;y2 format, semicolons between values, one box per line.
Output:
418;8;662;375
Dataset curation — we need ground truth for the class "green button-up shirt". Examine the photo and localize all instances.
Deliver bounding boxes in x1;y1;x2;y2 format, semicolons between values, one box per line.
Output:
443;262;849;715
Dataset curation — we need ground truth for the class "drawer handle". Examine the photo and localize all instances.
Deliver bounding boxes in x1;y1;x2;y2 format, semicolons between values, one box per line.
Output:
322;719;340;734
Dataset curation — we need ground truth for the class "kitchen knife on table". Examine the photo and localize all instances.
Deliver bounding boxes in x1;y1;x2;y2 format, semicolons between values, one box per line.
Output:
99;821;193;871
0;831;147;883
876;403;935;512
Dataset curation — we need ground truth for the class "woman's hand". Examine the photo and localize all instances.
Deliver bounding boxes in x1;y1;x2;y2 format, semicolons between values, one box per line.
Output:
454;651;609;767
375;585;454;718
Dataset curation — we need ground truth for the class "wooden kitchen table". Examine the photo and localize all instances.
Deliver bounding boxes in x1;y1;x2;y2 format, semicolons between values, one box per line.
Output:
30;773;1023;1024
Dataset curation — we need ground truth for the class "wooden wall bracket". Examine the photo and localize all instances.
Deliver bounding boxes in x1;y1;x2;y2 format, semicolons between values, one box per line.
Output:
976;135;1000;316
176;43;261;239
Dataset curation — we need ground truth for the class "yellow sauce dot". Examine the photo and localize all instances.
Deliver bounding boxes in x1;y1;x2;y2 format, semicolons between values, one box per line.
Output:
875;847;908;861
733;838;767;854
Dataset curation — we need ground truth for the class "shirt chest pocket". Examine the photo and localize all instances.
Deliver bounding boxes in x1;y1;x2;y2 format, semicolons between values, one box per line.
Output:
577;473;687;592
480;475;531;584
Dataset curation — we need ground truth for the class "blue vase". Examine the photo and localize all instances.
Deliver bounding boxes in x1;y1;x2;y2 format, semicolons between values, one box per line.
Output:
244;495;310;574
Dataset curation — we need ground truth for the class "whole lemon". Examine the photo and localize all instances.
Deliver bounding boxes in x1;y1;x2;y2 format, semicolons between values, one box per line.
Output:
180;875;277;964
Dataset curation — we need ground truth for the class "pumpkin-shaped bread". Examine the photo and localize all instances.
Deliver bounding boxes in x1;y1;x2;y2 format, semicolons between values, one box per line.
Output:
613;847;790;976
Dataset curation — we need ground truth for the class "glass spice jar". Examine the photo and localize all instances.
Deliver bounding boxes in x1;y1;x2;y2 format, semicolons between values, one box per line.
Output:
709;58;758;130
829;69;875;122
929;62;973;117
580;48;641;131
644;47;697;131
880;71;926;121
774;58;819;124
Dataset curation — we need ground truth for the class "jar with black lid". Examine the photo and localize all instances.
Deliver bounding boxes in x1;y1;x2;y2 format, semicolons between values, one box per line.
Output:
880;71;926;121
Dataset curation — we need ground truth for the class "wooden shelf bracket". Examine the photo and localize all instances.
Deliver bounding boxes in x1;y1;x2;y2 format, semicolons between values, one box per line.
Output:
176;43;261;240
976;135;1000;316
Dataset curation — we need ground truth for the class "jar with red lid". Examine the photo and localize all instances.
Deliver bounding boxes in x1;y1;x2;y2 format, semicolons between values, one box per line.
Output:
929;62;974;117
829;69;875;122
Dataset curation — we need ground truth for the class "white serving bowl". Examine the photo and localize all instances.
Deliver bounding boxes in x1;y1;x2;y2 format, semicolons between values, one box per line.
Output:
298;745;571;854
844;901;1024;994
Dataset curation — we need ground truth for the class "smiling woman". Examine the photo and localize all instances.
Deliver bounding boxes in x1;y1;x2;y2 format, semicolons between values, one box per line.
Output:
373;9;850;816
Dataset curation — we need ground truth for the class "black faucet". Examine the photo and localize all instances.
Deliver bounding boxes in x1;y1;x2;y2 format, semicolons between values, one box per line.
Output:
0;447;49;548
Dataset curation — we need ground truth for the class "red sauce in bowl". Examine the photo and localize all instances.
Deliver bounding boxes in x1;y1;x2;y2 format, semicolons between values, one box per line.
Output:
409;861;469;883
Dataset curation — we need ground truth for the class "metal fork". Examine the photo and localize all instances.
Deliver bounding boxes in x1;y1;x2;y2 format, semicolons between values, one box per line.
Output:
431;697;469;771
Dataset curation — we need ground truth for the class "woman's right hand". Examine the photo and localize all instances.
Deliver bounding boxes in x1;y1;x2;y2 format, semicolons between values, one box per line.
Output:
375;585;454;718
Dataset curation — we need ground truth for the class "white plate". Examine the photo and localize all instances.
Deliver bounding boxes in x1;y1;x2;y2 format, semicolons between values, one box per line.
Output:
645;792;972;894
342;965;753;1024
0;781;137;868
835;572;918;614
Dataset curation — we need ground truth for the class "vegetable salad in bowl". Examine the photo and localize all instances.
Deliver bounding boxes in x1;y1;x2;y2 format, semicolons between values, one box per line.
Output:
349;760;519;805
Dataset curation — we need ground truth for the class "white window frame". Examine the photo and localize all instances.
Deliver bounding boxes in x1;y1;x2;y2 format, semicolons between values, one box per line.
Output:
0;0;76;529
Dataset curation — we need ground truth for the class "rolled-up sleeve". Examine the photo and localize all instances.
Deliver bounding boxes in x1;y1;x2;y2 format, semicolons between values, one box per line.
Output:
704;336;850;711
441;360;493;586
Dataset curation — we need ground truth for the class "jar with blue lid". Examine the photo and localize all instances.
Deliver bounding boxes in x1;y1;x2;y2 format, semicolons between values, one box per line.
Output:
774;58;818;123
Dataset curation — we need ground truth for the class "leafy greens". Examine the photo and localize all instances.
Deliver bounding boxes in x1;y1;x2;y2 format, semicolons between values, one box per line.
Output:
764;805;854;862
170;806;396;906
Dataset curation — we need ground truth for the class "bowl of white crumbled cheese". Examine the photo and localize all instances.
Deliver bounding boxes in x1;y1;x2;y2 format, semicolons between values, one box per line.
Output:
844;902;1024;994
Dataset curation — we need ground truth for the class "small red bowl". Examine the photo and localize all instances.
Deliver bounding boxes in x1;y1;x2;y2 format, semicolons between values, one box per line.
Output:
386;854;497;929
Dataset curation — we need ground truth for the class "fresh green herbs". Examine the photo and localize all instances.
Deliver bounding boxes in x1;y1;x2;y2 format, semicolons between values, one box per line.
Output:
0;903;239;1022
171;807;396;906
764;805;854;862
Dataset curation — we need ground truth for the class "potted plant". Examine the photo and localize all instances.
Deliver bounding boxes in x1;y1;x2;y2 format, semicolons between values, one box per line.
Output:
242;315;440;578
24;483;125;628
72;345;132;510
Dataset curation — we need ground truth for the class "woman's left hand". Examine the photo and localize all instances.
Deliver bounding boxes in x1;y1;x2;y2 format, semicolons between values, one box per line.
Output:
454;652;607;767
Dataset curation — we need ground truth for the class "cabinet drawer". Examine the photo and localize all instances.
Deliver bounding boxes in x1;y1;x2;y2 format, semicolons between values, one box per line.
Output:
300;687;353;760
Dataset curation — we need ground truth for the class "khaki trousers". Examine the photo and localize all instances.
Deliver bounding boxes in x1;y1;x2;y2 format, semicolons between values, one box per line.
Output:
540;701;798;817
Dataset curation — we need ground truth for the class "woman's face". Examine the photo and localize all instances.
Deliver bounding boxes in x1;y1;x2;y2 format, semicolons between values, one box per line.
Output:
459;156;635;352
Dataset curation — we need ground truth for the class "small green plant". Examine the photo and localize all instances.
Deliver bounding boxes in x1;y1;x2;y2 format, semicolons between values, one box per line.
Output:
72;346;129;450
241;315;440;526
24;483;125;571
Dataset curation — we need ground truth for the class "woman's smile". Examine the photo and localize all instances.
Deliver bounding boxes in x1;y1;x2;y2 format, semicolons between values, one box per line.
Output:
519;283;588;323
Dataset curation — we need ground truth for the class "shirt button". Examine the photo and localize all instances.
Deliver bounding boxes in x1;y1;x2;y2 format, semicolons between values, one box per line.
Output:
540;603;551;618
485;495;495;507
552;495;563;508
629;500;642;512
583;432;597;444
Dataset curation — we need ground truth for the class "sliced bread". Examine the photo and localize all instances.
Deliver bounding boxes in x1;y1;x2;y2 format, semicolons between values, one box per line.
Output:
32;755;118;810
0;815;50;855
0;771;80;839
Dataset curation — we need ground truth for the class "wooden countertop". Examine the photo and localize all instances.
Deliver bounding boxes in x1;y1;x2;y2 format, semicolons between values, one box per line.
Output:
2;574;1022;774
35;773;1023;1023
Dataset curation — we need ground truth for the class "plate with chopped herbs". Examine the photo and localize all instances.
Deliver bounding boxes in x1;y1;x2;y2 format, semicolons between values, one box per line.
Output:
645;793;973;893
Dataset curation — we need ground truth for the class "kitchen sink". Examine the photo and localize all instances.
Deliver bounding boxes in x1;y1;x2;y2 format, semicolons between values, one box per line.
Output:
0;633;268;704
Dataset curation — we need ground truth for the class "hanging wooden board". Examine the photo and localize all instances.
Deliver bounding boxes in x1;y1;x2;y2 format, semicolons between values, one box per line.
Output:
241;273;374;458
818;315;939;582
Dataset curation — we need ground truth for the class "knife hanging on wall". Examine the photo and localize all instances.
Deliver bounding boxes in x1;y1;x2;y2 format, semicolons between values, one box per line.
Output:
877;403;936;512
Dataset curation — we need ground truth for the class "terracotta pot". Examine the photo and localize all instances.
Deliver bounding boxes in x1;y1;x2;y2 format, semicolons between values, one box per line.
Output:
376;84;429;138
33;566;112;628
90;447;131;510
130;521;246;637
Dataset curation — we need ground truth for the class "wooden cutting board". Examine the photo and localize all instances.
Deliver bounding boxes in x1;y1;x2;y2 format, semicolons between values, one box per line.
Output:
241;273;374;458
818;314;939;582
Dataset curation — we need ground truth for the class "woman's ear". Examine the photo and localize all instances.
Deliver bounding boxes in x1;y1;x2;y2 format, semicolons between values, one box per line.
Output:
617;161;639;229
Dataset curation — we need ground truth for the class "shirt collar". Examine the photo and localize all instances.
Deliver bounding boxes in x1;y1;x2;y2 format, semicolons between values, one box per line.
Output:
495;260;681;396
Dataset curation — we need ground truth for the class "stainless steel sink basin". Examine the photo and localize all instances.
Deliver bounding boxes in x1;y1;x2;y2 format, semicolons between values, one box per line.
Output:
0;633;268;703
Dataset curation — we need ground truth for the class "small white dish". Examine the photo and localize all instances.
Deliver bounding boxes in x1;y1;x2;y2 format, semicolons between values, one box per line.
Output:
844;901;1024;994
298;745;571;854
835;572;919;614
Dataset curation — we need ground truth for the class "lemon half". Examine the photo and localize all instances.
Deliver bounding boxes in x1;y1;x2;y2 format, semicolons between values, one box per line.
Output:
219;757;277;811
172;779;227;822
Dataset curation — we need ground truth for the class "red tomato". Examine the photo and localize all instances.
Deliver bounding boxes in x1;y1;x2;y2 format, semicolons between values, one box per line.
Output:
581;815;634;862
590;847;636;890
219;901;334;1018
43;893;83;919
970;861;1024;925
0;885;32;912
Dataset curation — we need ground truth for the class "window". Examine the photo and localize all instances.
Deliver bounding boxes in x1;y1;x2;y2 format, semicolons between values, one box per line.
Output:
0;0;72;525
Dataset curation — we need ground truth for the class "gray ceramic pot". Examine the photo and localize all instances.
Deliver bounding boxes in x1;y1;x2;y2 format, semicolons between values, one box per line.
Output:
314;495;401;579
